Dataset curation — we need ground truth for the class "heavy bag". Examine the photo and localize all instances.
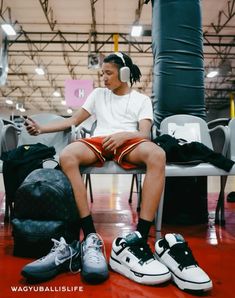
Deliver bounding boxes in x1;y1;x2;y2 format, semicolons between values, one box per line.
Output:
12;168;80;258
150;0;207;224
151;0;206;127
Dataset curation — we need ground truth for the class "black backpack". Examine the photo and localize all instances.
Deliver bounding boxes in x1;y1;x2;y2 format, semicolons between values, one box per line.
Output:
12;168;80;258
1;143;56;203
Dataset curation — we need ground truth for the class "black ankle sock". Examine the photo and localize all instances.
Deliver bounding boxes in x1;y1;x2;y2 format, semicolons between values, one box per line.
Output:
81;215;96;239
136;218;152;240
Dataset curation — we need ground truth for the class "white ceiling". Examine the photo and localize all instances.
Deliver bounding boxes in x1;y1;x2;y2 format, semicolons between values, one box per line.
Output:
0;0;234;116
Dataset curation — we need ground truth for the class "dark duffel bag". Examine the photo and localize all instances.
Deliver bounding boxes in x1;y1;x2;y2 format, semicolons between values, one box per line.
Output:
12;168;80;258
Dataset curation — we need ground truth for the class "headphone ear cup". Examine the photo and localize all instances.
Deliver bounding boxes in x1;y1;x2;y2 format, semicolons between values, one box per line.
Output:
119;66;130;82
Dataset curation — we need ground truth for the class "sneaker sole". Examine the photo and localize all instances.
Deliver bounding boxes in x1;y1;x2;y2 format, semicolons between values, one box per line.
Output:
21;266;65;281
155;254;213;291
81;271;109;284
109;256;171;285
171;272;213;292
21;254;81;282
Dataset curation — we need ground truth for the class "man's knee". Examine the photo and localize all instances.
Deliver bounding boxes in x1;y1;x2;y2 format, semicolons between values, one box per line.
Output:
59;146;80;168
145;144;166;168
60;142;98;169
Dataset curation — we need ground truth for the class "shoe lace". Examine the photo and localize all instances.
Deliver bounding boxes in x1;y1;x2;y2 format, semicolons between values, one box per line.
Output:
68;246;81;274
128;239;154;264
39;238;80;274
84;234;106;264
170;242;198;269
38;238;66;261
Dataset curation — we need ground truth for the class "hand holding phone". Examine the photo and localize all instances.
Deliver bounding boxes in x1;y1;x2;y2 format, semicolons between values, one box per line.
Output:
24;117;41;135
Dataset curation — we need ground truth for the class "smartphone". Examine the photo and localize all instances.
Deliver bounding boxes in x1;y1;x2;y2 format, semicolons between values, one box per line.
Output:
24;119;29;126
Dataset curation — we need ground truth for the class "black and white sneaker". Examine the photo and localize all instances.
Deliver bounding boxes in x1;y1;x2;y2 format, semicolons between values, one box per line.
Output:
155;233;213;291
110;231;171;285
21;237;81;282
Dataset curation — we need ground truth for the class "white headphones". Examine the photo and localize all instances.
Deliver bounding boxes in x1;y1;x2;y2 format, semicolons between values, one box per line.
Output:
114;52;130;83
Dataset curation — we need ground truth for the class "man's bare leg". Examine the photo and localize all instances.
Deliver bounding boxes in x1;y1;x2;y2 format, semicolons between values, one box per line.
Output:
59;141;98;218
110;142;170;285
124;141;165;239
125;141;165;221
60;141;109;283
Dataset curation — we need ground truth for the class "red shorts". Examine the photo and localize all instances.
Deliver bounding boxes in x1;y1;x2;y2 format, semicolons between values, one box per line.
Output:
78;136;148;169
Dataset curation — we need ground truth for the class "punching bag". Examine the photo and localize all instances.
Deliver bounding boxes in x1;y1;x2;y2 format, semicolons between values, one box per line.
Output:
150;0;208;225
152;0;206;127
0;31;8;86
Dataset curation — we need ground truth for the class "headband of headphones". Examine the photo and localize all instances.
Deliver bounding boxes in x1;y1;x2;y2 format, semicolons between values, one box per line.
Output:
113;52;130;83
114;52;126;66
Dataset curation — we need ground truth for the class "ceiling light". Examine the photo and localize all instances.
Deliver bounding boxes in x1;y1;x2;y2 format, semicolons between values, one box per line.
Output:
19;107;26;112
5;98;13;105
131;25;143;37
35;67;45;75
67;108;73;114
53;90;61;97
1;24;16;36
206;70;218;78
61;100;66;105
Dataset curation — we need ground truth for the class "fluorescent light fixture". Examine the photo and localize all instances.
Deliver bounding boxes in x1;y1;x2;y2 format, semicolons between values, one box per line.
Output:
61;100;66;105
53;90;61;97
67;108;73;114
131;25;143;37
35;67;45;75
5;98;13;105
1;24;16;36
206;70;218;78
19;107;26;112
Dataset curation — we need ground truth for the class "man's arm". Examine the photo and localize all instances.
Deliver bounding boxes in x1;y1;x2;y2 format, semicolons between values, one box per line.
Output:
25;107;91;136
102;119;152;151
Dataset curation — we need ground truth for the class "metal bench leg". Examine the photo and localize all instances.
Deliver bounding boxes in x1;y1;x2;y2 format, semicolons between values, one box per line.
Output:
136;174;142;212
215;175;227;226
4;194;14;223
85;174;94;203
155;184;165;240
4;194;10;223
128;174;136;204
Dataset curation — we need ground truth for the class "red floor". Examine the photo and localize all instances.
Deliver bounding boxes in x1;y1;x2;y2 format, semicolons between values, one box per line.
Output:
1;188;235;298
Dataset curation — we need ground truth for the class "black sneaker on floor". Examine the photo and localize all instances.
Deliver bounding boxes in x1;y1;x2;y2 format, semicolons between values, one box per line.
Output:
155;233;213;291
110;231;171;285
21;237;81;282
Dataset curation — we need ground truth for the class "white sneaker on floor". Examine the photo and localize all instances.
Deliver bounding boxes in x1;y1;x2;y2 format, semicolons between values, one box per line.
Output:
155;233;213;291
109;231;171;285
81;233;109;283
21;237;81;281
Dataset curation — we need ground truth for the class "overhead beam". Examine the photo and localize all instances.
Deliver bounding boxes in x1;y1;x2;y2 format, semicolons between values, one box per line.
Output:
134;0;145;24
210;0;235;34
204;0;235;98
38;0;57;31
90;0;98;52
59;31;77;79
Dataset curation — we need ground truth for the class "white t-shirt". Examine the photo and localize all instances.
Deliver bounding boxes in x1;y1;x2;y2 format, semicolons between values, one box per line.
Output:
82;88;153;137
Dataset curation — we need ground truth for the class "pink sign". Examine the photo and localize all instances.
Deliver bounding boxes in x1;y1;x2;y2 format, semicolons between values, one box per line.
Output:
65;79;93;107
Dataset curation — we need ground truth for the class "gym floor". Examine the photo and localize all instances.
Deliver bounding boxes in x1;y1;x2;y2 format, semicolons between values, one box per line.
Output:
0;174;235;298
